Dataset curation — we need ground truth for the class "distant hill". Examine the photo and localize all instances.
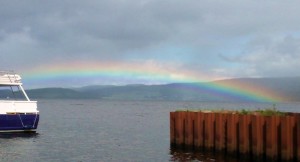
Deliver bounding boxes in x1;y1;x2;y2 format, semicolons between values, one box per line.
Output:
213;77;300;101
27;88;84;99
26;77;300;102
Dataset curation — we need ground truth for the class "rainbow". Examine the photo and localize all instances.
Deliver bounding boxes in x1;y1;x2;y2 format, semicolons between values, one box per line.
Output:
21;61;286;102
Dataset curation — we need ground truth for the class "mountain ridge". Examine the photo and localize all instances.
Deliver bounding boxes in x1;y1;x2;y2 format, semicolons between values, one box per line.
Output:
26;77;300;102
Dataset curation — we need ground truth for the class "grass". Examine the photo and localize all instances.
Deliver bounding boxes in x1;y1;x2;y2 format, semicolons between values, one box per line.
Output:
175;104;287;116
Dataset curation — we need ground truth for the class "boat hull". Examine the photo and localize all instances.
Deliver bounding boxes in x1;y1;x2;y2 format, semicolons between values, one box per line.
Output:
0;114;39;132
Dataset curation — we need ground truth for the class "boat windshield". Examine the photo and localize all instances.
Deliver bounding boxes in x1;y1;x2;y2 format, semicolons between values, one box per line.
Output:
0;85;27;101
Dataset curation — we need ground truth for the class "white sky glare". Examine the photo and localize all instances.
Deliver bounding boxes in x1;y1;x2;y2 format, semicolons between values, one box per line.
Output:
1;0;300;87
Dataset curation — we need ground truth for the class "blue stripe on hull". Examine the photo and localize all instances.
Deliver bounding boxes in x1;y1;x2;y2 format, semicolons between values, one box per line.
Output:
0;114;39;131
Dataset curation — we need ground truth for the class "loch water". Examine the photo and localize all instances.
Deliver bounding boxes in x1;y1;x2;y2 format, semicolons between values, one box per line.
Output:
0;99;299;162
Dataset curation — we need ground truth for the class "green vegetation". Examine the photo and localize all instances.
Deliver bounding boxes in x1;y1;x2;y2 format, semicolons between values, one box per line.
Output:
239;109;250;115
176;104;287;116
254;108;286;116
252;104;286;116
176;109;201;112
237;108;286;116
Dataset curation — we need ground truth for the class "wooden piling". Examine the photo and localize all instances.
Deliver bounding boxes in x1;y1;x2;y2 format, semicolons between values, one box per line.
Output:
193;112;200;148
265;116;280;160
194;112;205;148
184;112;195;147
170;112;175;145
280;116;293;160
296;114;300;161
170;111;300;161
227;113;239;154
175;111;184;147
204;112;215;150
238;114;251;154
297;114;300;161
251;115;265;157
215;113;226;151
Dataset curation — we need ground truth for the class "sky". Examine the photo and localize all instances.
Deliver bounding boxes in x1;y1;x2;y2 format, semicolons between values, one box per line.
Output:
1;0;300;88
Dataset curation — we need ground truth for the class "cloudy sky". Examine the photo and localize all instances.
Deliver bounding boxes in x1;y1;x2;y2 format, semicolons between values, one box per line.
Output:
1;0;300;87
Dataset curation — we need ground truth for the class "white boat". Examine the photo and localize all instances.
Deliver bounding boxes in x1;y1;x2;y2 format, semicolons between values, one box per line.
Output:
0;71;39;132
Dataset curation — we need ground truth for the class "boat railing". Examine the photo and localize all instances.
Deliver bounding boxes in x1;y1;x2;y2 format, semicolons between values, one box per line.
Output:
0;71;22;84
0;101;38;114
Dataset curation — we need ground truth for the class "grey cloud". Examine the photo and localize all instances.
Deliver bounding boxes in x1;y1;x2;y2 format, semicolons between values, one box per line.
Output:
219;35;300;77
1;0;300;78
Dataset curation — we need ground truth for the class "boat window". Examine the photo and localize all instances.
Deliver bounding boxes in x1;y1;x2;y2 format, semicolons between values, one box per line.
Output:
0;85;27;101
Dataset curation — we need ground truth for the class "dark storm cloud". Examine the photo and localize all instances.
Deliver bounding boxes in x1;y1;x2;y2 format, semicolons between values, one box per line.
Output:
1;0;300;78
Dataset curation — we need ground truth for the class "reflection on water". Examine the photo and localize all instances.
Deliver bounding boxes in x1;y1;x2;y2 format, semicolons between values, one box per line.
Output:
0;132;39;161
0;132;39;139
169;146;272;162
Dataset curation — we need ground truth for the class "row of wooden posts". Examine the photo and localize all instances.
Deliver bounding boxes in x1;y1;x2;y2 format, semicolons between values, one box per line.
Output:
170;111;300;161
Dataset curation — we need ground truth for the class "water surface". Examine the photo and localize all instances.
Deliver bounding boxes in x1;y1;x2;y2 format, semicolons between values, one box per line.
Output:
0;100;299;161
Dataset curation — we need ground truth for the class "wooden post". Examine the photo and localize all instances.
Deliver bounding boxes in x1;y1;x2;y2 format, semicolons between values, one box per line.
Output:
280;117;288;160
227;113;239;154
239;114;251;154
195;112;205;148
193;112;200;148
215;113;226;151
280;116;294;161
290;116;296;161
184;112;195;147
204;112;215;150
170;112;175;145
252;115;264;157
297;114;300;161
175;111;184;147
265;116;280;160
281;116;296;160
